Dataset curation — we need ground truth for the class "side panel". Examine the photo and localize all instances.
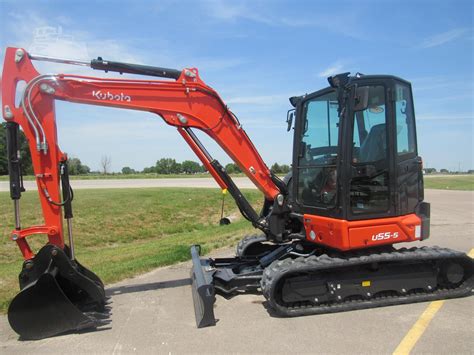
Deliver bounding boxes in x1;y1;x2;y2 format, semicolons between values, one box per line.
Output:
303;214;422;251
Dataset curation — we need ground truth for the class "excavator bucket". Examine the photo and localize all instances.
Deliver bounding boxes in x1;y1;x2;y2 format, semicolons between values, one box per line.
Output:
8;245;108;340
190;245;216;328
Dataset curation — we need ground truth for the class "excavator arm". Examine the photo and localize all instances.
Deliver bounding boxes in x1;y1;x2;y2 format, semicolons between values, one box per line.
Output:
1;47;294;339
2;47;287;261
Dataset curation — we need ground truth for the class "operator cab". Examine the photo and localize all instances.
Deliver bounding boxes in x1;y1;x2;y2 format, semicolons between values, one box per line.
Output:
291;73;424;221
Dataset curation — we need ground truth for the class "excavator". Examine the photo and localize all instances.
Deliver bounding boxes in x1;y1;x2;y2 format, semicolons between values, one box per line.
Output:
2;47;473;340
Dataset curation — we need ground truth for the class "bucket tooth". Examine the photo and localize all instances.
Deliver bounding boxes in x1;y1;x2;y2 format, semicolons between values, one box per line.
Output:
190;245;217;328
84;311;110;320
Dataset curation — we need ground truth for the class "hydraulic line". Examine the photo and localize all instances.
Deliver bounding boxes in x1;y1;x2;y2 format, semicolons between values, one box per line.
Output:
39;182;74;207
21;74;58;152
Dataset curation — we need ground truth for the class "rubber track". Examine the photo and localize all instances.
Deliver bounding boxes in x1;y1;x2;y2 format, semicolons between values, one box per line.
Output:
261;246;474;317
236;234;267;257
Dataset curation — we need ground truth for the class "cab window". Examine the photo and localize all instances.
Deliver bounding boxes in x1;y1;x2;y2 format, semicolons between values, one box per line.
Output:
297;91;339;208
395;83;417;159
350;85;390;214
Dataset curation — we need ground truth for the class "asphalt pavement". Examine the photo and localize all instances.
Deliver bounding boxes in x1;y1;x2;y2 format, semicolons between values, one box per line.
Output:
0;189;473;354
0;177;252;192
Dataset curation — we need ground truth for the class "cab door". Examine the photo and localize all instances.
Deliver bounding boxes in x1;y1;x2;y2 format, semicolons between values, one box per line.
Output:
292;88;343;219
393;81;423;215
346;83;396;220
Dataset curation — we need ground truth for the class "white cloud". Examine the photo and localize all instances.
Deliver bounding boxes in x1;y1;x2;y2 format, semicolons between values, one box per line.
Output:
420;28;468;48
3;11;145;76
204;0;274;25
3;10;248;77
318;61;346;77
206;1;247;21
202;1;365;39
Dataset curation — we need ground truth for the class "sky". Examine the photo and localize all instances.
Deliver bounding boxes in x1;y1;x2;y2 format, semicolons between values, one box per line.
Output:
0;0;473;172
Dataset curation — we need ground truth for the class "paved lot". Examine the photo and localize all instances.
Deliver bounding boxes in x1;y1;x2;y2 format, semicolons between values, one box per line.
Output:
0;177;253;192
0;189;473;354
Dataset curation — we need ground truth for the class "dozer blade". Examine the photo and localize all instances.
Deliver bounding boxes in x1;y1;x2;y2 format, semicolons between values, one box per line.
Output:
190;245;216;328
8;245;108;340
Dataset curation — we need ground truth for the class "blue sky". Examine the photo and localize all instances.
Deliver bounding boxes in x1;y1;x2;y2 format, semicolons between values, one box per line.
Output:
1;0;472;172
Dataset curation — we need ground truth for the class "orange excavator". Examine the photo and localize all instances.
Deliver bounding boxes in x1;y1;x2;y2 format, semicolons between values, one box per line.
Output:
2;47;473;339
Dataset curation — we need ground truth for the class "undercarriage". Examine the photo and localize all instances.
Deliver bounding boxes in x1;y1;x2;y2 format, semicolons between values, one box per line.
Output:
191;239;473;327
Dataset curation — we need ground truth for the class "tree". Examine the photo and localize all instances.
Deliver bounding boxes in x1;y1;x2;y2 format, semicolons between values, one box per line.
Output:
181;160;201;174
155;158;181;174
121;166;136;175
142;166;156;174
143;160;205;174
424;168;437;174
440;169;449;174
280;164;290;174
100;155;112;174
271;163;290;174
68;158;90;175
0;122;33;175
225;163;241;174
271;163;282;174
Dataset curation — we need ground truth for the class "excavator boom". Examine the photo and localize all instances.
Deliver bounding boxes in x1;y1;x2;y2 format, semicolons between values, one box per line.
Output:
2;47;288;257
1;47;286;338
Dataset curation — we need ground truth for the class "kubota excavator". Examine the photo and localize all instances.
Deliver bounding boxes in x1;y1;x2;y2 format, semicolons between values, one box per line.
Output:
2;47;473;340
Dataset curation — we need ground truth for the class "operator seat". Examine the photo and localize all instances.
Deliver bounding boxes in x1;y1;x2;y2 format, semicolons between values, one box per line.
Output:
359;124;386;162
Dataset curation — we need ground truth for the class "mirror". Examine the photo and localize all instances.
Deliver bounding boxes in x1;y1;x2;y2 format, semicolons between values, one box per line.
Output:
286;109;295;131
353;86;369;112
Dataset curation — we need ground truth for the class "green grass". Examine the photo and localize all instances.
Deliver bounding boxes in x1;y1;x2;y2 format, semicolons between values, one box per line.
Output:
424;175;474;191
0;188;262;313
0;173;247;181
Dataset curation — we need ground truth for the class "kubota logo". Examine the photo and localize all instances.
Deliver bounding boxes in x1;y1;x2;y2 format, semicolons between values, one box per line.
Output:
92;90;132;102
